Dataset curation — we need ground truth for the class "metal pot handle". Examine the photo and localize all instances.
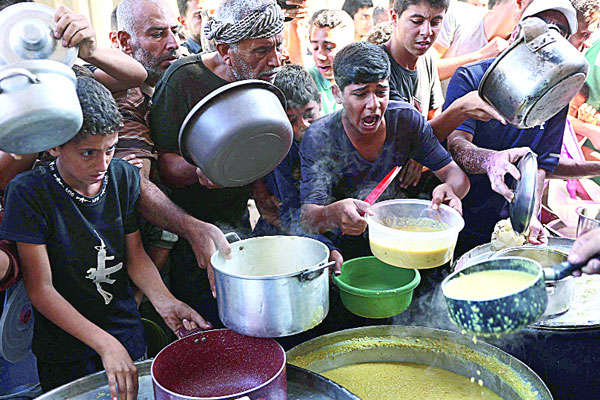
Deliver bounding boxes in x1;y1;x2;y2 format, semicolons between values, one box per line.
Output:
518;17;556;52
224;232;241;243
298;261;335;282
544;254;600;281
0;68;40;93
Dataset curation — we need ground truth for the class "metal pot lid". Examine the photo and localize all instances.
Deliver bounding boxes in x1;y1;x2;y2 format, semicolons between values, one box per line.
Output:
510;151;538;236
0;281;34;363
0;3;78;66
179;79;293;187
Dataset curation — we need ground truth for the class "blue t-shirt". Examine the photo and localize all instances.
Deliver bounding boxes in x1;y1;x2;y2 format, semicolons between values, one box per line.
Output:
443;58;566;243
0;158;144;362
300;101;452;206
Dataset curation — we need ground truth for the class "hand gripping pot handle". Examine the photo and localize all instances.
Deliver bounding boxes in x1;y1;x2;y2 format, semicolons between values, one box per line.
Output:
544;254;600;281
0;67;40;92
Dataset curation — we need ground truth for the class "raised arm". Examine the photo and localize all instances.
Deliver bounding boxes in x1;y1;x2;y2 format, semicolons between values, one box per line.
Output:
17;242;138;400
53;6;147;91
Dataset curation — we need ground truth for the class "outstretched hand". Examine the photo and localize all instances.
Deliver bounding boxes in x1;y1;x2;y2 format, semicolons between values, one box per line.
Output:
54;5;97;60
483;147;531;202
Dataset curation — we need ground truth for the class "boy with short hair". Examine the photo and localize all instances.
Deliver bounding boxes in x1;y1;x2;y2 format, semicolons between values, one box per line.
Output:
0;76;209;398
342;0;374;40
308;9;355;115
253;64;342;271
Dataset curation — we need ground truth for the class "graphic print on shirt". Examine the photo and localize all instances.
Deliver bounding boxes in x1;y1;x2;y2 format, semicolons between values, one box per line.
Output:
86;231;123;305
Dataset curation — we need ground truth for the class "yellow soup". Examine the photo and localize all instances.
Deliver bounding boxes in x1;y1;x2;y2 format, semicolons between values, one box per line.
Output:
444;270;537;301
323;362;502;400
370;218;454;269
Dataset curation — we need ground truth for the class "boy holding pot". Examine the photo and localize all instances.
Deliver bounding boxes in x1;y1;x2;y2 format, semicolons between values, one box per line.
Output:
0;76;209;399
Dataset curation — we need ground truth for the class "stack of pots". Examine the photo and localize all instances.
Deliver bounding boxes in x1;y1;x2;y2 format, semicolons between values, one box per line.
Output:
0;3;82;154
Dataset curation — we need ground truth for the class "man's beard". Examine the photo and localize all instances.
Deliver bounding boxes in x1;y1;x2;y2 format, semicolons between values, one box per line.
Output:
132;43;178;85
230;52;279;82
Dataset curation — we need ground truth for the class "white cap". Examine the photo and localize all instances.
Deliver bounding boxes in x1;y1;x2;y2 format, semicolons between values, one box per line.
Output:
520;0;578;36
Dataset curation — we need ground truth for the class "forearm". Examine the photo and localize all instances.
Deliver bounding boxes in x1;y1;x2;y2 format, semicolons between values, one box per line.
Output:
84;48;147;92
27;283;116;353
0;152;37;191
285;22;304;65
429;99;473;141
546;158;600;179
436;165;470;199
301;203;338;234
447;133;493;174
157;151;198;188
533;169;546;217
437;51;484;81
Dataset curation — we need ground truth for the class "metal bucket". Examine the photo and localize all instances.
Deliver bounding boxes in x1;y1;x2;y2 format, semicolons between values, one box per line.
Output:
575;205;600;237
287;325;552;400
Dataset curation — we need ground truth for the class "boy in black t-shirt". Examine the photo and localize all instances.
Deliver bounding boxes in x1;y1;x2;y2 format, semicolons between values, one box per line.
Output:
0;77;210;399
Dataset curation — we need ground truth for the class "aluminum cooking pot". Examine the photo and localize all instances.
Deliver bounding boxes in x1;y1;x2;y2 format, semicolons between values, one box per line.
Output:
211;234;332;337
0;59;82;154
479;17;588;128
152;329;287;400
575;205;600;237
287;325;553;400
179;79;293;187
0;2;78;66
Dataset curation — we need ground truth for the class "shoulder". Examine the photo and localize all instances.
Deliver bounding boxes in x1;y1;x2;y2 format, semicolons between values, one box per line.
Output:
7;164;49;191
157;54;205;85
109;159;140;185
302;112;342;151
386;101;424;121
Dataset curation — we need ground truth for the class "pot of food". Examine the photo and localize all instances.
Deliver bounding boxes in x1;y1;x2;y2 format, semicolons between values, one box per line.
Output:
179;79;293;187
152;329;287;400
442;255;591;336
366;199;464;269
575;205;600;237
0;59;82;154
210;234;332;337
479;17;588;128
0;2;78;66
287;325;552;400
494;247;574;318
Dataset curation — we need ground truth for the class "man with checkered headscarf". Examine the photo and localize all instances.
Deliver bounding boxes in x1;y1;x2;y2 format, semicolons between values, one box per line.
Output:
148;0;285;326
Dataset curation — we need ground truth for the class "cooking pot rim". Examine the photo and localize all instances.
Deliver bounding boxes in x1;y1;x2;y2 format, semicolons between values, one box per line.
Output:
178;79;286;162
441;256;543;301
210;235;330;280
151;328;286;400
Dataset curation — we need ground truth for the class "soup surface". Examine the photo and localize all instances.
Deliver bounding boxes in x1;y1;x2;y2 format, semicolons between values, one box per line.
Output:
444;270;537;300
323;362;501;400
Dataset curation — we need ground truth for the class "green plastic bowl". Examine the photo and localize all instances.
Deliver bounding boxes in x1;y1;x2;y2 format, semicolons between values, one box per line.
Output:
333;256;421;318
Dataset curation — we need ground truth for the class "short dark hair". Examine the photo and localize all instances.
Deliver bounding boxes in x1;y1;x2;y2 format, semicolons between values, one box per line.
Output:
342;0;374;18
392;0;449;15
0;0;32;12
110;5;118;32
570;0;600;25
70;76;122;143
177;0;189;16
273;64;320;110
334;41;390;92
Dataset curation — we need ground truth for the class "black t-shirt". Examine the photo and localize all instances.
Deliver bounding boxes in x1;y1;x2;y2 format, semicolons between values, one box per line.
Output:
381;45;418;105
149;54;251;229
0;159;144;362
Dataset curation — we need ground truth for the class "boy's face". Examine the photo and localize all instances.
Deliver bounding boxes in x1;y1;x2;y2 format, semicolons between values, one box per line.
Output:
311;26;354;82
391;3;445;59
354;6;374;38
338;79;390;136
286;100;321;142
569;92;587;117
50;132;119;196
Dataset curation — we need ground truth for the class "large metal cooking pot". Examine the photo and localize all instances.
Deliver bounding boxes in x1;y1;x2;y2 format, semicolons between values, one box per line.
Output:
37;360;360;400
0;2;78;66
179;79;293;187
152;329;287;400
575;204;600;237
211;235;331;337
287;325;552;400
0;59;82;154
479;17;588;128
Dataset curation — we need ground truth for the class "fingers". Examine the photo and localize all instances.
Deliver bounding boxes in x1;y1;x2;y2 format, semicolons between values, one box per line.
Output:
107;372;118;400
490;174;514;202
186;308;213;330
354;200;373;216
329;250;343;275
568;228;600;264
582;259;600;274
449;197;463;215
207;264;217;298
125;369;137;400
212;229;232;259
196;168;223;189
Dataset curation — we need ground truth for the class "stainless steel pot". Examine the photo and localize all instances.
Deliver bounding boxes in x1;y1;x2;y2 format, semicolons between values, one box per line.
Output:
210;234;331;337
287;325;553;400
494;246;574;318
179;79;293;187
0;59;82;154
575;205;600;237
479;17;588;128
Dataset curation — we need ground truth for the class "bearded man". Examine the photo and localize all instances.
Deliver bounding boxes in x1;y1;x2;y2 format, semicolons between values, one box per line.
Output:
148;0;285;324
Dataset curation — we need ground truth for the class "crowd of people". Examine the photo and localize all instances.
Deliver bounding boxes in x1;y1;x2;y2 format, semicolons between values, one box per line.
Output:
1;0;600;398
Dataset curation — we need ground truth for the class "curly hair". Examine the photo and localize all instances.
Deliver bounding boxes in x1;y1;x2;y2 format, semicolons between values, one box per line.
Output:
366;22;393;45
70;76;122;143
570;0;600;24
312;8;355;30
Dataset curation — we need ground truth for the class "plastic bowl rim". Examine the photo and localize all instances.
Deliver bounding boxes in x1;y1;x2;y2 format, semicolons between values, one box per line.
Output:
333;256;422;297
365;199;465;238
